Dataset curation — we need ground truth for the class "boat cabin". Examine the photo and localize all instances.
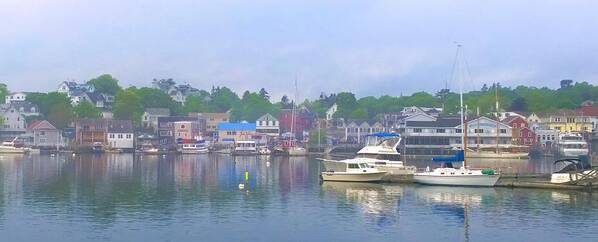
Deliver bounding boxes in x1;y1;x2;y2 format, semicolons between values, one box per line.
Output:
323;160;371;173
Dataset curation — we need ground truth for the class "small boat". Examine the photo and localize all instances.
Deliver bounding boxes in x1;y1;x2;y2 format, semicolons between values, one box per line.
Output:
232;140;258;156
179;140;209;154
320;159;387;182
413;150;500;187
356;132;416;175
287;146;307;156
556;133;589;157
0;138;29;154
550;158;596;184
258;146;271;155
91;142;104;153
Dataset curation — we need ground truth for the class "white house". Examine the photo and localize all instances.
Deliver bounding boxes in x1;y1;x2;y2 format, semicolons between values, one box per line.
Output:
1;106;27;139
325;103;337;121
58;81;95;97
256;113;280;137
106;120;134;150
5;92;29;104
527;113;542;130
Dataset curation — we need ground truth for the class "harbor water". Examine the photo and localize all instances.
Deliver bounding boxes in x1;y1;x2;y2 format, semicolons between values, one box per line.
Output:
0;154;597;242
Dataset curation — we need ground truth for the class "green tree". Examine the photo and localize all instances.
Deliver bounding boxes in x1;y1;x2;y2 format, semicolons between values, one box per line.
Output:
0;83;8;102
308;127;327;147
26;92;73;129
73;100;102;119
334;92;358;119
183;95;209;113
113;88;143;125
209;86;240;112
88;74;122;95
231;91;276;121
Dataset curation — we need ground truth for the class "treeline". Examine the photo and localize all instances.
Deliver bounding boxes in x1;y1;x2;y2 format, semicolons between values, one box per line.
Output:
1;75;596;129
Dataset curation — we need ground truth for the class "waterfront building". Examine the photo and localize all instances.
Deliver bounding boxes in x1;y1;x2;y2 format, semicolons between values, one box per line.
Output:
279;107;315;140
578;104;598;131
403;116;513;155
173;120;202;142
535;129;559;148
0;101;40;139
527;113;542;131
142;108;171;131
217;122;257;143
74;119;107;147
5;92;29;104
325;103;337;121
157;116;198;147
542;110;593;133
196;112;230;136
343;120;385;144
503;116;536;146
256;113;280;137
26;120;62;148
106;120;134;150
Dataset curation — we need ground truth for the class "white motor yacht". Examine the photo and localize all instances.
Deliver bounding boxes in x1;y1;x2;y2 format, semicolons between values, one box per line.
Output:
550;158;596;184
320;159;387;182
557;133;589;157
356;133;416;175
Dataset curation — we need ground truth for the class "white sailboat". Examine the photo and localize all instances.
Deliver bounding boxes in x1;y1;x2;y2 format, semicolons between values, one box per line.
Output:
285;78;308;156
413;44;500;187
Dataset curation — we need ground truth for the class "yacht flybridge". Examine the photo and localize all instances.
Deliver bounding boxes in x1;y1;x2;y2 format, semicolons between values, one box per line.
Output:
356;133;416;175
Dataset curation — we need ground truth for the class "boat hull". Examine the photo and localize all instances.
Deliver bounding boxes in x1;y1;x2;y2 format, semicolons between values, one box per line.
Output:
413;174;500;187
321;171;387;182
181;149;209;154
466;152;528;159
0;148;28;154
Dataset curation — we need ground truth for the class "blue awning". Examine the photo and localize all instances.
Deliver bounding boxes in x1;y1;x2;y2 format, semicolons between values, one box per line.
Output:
432;150;464;162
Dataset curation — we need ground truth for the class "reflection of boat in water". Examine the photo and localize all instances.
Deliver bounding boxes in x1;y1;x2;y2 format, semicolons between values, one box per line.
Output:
550;158;597;184
320;159;387;182
232;140;258;156
557;133;589;157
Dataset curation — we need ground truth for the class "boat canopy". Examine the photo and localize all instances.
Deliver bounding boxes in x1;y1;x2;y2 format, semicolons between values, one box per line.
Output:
432;150;464;163
366;132;400;137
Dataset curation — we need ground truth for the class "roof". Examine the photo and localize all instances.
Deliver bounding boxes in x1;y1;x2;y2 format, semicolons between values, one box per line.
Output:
157;116;197;123
406;118;461;128
145;108;171;116
217;122;256;131
503;115;525;124
28;120;57;131
107;120;134;133
579;105;598;116
86;92;105;103
2;101;39;113
257;113;278;122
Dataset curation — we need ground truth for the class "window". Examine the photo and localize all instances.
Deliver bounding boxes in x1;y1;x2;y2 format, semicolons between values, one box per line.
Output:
110;134;115;138
500;129;507;134
456;129;462;133
436;129;445;133
118;134;123;139
413;128;422;133
348;164;359;169
474;129;484;133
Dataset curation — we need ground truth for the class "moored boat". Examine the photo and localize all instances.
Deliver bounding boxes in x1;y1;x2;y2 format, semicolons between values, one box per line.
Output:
320;159;387;182
557;133;589;157
413;151;500;187
550;158;596;184
232;140;258;156
0;138;29;154
356;132;416;175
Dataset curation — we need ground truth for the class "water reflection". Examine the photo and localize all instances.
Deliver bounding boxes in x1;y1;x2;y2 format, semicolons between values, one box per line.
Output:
0;154;597;242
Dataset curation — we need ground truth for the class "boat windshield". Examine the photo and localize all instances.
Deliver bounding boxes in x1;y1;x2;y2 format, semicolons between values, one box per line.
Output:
359;163;368;169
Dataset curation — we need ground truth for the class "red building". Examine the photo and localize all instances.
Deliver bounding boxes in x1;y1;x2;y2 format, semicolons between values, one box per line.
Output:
504;116;536;145
278;107;315;140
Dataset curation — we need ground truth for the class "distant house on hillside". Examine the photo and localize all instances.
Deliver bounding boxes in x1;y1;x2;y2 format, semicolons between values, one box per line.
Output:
57;81;95;97
5;92;30;104
142;108;171;131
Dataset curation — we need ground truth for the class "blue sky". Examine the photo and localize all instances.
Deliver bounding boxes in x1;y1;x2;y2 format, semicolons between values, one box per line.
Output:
1;0;597;100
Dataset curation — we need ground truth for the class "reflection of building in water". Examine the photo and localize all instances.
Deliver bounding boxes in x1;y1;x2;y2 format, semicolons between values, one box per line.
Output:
322;182;402;227
277;157;309;196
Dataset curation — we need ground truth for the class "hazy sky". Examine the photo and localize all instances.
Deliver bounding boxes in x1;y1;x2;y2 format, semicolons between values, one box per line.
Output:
1;0;597;100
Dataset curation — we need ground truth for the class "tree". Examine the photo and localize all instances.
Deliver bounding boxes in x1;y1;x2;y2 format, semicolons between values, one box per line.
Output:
113;88;143;125
26;92;73;129
132;87;179;113
183;95;209;113
308;127;327;147
88;74;121;95
208;86;240;112
73;100;102;119
280;95;292;109
560;79;573;89
231;92;276;121
259;88;270;100
334;92;358;119
509;97;528;112
0;83;8;102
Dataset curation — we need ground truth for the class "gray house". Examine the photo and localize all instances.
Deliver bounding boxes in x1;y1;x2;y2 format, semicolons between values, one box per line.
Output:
27;120;62;148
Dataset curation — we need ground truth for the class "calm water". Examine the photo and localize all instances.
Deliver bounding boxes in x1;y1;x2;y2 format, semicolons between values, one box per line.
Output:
0;154;597;242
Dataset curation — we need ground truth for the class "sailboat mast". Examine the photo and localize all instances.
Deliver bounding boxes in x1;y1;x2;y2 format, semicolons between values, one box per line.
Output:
290;78;298;146
457;45;466;168
495;84;500;154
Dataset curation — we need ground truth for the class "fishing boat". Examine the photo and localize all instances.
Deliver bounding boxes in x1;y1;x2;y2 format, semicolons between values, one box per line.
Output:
232;140;258;156
356;132;416;175
413;44;500;187
0;138;29;154
556;133;589;157
320;159;387;182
